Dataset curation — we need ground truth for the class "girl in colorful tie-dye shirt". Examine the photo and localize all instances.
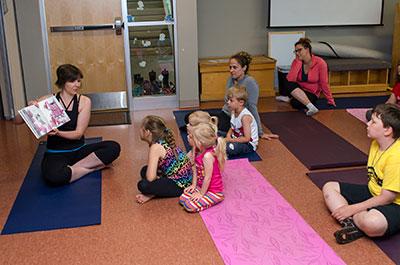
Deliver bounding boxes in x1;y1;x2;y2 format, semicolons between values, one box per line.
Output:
136;115;192;204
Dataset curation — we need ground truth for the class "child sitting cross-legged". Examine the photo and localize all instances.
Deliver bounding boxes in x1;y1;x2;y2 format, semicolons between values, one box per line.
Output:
179;122;226;212
323;104;400;244
136;115;192;204
225;85;259;157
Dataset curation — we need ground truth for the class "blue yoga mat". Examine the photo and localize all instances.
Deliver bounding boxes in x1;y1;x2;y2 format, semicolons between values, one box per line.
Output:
173;110;262;162
316;95;388;110
1;138;102;235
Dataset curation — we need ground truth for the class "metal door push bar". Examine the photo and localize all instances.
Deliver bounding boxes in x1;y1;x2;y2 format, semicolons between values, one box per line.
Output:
50;17;123;35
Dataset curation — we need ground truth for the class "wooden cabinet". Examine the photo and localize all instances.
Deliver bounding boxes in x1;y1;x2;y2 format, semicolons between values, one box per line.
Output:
199;55;276;101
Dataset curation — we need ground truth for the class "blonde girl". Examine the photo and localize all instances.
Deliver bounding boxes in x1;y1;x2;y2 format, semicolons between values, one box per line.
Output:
136;115;192;204
179;122;226;212
186;111;218;160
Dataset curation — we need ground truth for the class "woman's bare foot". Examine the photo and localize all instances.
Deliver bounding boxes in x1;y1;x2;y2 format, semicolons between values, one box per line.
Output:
136;193;154;204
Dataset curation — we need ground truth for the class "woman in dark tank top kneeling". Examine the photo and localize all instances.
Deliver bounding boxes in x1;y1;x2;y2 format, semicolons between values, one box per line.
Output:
16;64;121;186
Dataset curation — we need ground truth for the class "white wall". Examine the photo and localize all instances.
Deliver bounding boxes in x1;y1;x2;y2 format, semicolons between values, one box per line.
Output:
197;0;398;59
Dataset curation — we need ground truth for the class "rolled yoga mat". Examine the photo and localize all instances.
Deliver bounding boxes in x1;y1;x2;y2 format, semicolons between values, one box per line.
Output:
1;138;102;235
173;109;262;162
260;111;367;169
307;168;400;265
200;159;346;265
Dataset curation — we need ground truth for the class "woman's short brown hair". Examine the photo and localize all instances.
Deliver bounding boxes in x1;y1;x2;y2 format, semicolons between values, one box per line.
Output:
55;64;83;89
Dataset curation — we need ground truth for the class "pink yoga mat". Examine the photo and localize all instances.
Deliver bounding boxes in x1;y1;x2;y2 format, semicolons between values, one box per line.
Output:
346;108;369;124
200;159;345;265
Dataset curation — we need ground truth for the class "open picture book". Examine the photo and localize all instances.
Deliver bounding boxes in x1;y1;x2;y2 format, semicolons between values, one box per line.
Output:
18;96;70;139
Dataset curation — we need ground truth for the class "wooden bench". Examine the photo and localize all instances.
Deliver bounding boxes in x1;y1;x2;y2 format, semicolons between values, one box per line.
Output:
326;58;391;94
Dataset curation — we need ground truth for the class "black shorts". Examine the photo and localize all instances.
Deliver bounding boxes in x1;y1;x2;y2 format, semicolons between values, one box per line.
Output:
340;182;400;236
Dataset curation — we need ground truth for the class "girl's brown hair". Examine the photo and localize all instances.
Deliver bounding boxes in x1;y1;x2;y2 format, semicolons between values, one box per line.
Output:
142;115;178;157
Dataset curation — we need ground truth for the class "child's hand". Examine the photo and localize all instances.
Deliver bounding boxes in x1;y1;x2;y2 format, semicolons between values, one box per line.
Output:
332;205;356;221
184;185;196;193
189;191;203;202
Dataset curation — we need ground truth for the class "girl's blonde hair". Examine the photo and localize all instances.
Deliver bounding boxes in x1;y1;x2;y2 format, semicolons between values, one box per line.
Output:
141;115;177;157
192;122;226;170
188;111;218;127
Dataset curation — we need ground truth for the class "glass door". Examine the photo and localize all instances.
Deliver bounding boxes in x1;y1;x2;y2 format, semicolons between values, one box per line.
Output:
122;0;178;110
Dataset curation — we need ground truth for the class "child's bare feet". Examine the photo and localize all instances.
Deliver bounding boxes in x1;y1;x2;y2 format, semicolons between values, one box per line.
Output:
136;193;154;204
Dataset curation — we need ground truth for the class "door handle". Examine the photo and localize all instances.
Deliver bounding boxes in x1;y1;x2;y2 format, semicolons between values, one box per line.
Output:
50;17;124;35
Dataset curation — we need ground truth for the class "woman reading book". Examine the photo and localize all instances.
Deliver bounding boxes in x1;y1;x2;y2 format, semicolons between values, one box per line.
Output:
15;64;121;186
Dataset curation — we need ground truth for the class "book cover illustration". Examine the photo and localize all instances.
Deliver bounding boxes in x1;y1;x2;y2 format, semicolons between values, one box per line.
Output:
18;96;70;139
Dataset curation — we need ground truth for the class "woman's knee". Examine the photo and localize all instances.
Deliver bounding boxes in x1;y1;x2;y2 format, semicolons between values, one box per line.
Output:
42;166;72;186
96;141;121;164
107;141;121;159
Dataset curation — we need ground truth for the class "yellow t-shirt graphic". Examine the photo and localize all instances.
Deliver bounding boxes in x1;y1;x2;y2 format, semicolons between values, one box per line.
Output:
367;139;400;205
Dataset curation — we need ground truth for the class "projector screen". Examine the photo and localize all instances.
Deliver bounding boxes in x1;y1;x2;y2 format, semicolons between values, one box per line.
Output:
268;0;384;27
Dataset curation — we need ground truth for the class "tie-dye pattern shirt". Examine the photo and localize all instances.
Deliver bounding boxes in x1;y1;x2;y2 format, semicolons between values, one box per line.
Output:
157;140;192;188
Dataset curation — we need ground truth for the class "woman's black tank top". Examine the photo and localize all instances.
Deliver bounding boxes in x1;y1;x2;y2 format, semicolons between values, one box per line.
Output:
301;63;309;82
46;92;85;150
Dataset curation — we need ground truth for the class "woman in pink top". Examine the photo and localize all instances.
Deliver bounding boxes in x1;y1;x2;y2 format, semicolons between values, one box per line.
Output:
366;63;400;120
284;38;336;116
179;122;226;213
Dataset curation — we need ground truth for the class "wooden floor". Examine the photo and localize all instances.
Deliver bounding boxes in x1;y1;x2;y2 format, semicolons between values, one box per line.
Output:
0;97;395;265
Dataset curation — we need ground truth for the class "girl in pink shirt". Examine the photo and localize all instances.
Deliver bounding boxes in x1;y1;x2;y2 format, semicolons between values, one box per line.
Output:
285;38;336;116
179;122;227;212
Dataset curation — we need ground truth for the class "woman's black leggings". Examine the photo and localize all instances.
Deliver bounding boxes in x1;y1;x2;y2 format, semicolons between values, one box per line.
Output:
284;80;318;110
137;166;183;197
41;140;120;186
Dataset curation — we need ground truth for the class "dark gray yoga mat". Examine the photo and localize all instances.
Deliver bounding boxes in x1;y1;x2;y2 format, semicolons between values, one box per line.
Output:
308;168;400;265
260;111;367;170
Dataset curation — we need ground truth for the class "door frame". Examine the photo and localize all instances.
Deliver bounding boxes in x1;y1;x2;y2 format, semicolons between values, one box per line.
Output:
0;1;14;119
38;0;52;94
121;0;179;111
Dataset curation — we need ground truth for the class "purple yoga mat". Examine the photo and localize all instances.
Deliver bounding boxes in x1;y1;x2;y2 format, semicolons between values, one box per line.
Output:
200;159;345;265
260;111;368;170
308;168;400;264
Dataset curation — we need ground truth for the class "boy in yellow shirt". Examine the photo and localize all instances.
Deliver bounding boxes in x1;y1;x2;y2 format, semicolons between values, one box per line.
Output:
323;104;400;244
